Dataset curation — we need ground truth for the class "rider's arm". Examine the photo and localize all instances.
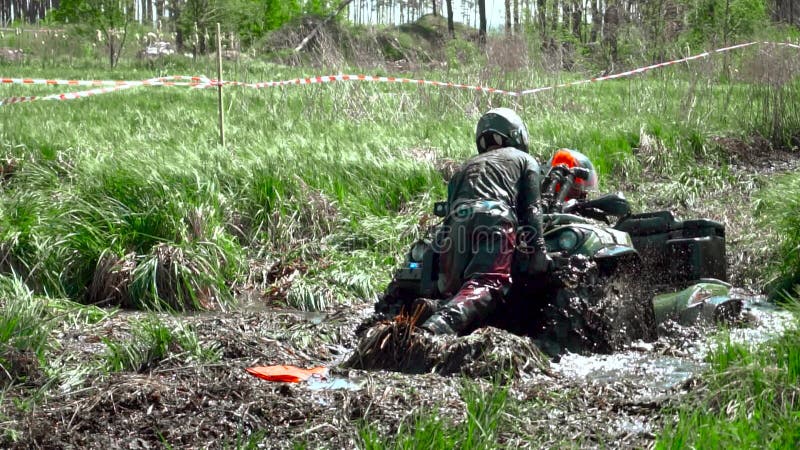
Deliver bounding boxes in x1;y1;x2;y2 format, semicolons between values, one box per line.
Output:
521;156;545;249
520;156;552;272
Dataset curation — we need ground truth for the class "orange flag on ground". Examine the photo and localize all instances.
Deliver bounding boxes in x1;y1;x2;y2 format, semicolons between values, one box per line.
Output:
246;365;328;383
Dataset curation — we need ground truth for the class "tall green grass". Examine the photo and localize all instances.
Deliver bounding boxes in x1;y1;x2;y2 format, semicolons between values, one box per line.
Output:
0;276;52;374
758;173;800;297
1;40;799;310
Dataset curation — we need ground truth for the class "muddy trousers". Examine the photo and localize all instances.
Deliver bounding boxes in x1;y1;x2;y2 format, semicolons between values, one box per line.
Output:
423;211;516;335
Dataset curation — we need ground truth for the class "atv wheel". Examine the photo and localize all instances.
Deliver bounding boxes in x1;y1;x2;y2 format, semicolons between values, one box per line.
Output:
536;267;657;356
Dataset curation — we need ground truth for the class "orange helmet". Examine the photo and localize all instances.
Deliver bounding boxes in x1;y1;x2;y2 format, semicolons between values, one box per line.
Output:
548;148;598;200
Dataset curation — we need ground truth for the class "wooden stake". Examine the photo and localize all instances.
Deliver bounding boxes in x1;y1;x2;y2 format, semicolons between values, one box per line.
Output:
216;22;225;147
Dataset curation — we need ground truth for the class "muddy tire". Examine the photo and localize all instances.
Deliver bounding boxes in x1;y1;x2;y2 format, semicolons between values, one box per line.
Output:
537;267;657;356
604;271;658;346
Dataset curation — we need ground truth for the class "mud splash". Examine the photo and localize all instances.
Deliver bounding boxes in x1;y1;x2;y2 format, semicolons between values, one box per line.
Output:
554;295;795;399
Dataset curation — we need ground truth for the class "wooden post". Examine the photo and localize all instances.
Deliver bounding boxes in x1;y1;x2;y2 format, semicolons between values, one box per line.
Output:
216;22;225;147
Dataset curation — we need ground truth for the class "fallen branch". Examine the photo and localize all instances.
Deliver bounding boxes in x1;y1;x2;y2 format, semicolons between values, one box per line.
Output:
294;0;355;53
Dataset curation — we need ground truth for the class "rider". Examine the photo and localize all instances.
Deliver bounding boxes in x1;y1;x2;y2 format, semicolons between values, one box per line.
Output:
421;108;550;335
547;148;598;202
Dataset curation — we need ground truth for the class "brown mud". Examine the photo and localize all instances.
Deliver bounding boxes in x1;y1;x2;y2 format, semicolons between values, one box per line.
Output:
3;295;791;449
1;141;798;449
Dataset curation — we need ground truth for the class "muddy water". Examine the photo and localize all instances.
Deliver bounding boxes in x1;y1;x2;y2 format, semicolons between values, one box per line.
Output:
234;291;794;398
553;296;795;398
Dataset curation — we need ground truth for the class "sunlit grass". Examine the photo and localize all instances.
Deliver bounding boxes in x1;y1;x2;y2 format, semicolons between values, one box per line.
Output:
0;276;52;371
103;316;221;372
358;379;509;449
758;174;800;296
0;41;798;312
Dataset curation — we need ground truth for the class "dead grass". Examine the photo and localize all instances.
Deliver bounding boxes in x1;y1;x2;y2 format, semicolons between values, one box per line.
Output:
346;310;549;379
86;251;136;307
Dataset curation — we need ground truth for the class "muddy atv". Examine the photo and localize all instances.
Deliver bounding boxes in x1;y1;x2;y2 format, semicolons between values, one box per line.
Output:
372;164;738;357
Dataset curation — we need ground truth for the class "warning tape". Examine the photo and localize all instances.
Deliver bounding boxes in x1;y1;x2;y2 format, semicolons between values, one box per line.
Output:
0;75;210;106
519;41;762;94
0;75;209;87
1;41;798;106
213;75;518;95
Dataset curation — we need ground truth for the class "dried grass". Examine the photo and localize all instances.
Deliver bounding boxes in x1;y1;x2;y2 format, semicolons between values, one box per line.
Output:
346;310;549;379
86;251;136;307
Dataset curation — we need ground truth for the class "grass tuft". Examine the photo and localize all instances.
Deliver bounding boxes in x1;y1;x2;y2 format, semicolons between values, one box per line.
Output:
758;174;800;297
359;379;509;450
0;275;52;384
103;316;221;372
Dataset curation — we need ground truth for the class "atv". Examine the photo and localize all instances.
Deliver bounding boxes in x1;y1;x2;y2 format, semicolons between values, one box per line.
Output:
373;164;739;356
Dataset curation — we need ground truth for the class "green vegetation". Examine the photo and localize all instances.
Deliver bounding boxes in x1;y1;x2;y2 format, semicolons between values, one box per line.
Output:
0;273;114;387
759;174;800;296
359;380;509;449
1;7;799;448
1;40;798;311
657;301;800;448
0;276;52;379
53;0;136;67
103;316;220;372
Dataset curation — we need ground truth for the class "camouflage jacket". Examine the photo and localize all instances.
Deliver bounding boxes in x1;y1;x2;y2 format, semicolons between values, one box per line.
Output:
447;147;542;226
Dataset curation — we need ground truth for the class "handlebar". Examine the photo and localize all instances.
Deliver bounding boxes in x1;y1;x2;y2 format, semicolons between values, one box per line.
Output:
541;164;590;214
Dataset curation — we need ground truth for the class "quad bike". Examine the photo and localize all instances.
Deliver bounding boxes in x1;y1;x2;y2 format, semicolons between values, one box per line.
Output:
373;164;740;356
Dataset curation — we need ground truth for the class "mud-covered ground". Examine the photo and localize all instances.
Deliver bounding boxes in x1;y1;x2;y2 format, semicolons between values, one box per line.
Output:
3;297;792;449
1;141;798;449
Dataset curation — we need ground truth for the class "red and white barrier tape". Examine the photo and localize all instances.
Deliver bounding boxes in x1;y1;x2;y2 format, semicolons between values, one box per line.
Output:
519;41;763;94
0;75;210;106
1;41;798;106
0;75;209;87
212;75;518;95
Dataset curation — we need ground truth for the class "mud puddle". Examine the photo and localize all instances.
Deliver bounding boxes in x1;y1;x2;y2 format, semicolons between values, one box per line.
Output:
2;290;794;449
553;296;795;400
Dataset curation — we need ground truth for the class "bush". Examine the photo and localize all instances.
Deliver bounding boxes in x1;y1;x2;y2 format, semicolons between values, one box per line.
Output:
758;173;800;297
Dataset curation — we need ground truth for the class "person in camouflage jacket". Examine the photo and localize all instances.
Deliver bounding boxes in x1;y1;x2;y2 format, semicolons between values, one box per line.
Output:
421;108;551;335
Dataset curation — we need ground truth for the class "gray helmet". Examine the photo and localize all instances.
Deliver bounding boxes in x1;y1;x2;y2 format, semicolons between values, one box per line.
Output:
475;107;530;154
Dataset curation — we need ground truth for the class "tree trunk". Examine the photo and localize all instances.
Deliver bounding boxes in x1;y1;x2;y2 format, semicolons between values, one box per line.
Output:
171;0;183;51
513;0;520;33
446;0;454;37
432;0;438;16
572;0;582;41
724;0;730;45
478;0;487;44
107;31;116;68
537;0;546;34
505;0;512;34
604;1;619;63
723;0;730;76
